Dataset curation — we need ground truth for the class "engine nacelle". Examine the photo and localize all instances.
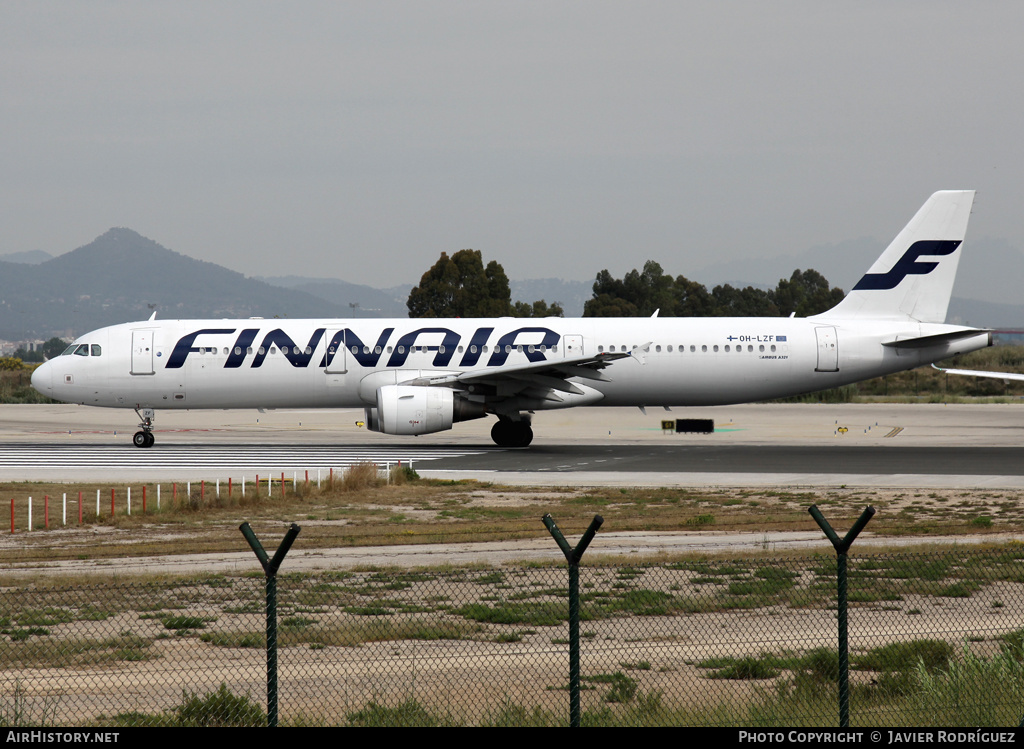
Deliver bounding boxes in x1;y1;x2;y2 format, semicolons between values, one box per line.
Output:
371;384;487;436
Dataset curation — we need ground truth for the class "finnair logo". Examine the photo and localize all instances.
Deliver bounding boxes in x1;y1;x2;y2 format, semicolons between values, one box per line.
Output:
852;240;961;291
166;326;561;370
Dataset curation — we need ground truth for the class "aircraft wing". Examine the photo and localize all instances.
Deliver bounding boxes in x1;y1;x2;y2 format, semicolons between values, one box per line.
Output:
403;350;634;396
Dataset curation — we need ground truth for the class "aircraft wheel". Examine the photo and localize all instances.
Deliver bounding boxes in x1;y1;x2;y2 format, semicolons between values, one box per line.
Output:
133;431;148;448
145;432;155;448
513;422;534;447
490;420;533;448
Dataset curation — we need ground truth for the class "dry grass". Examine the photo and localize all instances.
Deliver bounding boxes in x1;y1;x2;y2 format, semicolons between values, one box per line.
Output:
0;469;1019;568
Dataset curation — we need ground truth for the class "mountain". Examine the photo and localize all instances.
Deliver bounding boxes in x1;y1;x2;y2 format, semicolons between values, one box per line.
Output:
256;276;408;317
0;249;53;265
6;227;1024;343
0;228;351;340
258;277;593;317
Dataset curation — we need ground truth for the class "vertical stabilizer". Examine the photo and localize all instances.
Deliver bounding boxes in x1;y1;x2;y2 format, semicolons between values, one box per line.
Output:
818;190;975;323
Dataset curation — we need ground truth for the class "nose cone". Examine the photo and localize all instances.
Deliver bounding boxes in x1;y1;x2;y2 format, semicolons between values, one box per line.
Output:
30;361;52;397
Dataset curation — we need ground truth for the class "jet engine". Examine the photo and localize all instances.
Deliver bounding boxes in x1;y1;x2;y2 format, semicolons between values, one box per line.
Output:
364;385;485;436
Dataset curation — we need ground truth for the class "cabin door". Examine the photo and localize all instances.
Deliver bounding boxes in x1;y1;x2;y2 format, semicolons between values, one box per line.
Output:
324;330;348;374
131;330;155;375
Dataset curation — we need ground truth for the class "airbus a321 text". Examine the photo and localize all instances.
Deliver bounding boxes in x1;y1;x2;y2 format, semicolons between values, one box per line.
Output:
31;191;991;448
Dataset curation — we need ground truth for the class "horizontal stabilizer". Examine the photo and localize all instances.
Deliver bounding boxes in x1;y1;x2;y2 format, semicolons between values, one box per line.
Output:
932;364;1024;383
881;329;992;349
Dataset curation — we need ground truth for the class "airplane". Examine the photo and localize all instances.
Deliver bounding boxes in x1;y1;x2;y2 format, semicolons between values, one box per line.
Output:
31;190;991;449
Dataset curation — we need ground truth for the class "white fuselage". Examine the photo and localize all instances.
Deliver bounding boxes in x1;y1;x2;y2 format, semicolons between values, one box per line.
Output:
32;315;990;412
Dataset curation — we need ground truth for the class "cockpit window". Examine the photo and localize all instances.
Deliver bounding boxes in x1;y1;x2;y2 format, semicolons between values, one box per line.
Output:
90;344;102;357
61;344;78;356
73;344;89;356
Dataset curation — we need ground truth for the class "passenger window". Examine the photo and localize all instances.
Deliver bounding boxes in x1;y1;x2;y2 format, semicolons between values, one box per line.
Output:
724;345;730;352
91;345;102;356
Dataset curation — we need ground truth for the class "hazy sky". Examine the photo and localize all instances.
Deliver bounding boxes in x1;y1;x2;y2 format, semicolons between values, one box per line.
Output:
2;1;1023;287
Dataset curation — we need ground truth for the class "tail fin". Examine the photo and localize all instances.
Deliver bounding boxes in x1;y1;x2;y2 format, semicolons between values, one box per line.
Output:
819;190;975;323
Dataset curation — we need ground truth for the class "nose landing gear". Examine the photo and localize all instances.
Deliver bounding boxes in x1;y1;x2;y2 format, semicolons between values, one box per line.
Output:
133;407;156;448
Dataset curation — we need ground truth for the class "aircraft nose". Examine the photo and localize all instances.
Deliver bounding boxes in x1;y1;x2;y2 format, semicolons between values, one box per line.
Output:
30;361;52;396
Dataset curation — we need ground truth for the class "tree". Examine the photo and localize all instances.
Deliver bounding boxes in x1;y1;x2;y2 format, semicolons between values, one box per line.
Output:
407;250;562;318
710;283;778;316
583;260;845;318
42;337;69;360
771;269;845;317
407;250;513;318
584;262;675;317
512;299;564;318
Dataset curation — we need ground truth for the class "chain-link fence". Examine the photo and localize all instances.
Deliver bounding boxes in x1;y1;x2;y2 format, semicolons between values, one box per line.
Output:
2;546;1024;726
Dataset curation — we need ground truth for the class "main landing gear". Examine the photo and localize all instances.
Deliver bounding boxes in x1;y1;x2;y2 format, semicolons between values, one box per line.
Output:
490;417;533;448
133;407;155;448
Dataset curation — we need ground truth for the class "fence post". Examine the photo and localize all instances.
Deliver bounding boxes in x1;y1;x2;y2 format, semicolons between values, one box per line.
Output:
808;504;875;728
542;513;604;728
239;521;301;728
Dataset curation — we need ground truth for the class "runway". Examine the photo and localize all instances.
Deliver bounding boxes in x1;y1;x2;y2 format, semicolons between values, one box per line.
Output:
2;402;1024;487
2;441;1024;488
0;442;498;474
